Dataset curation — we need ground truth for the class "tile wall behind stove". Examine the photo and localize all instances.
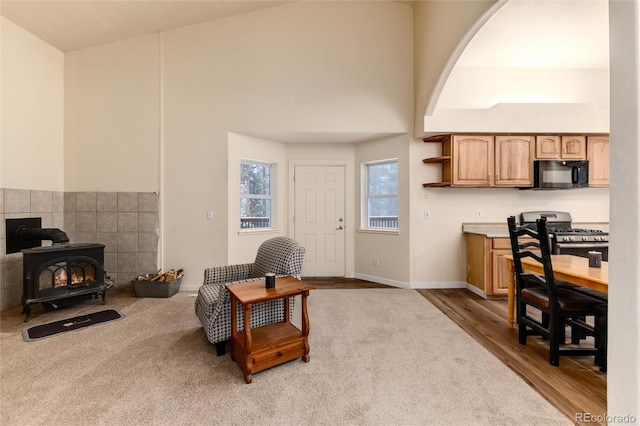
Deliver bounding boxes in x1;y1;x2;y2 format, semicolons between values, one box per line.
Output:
0;189;159;310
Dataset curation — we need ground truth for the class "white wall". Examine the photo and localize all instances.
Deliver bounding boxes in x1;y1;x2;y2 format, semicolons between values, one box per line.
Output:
354;134;411;286
608;1;640;420
160;1;413;290
437;68;610;110
227;133;287;265
1;17;64;191
64;33;160;192
426;68;609;133
420;0;610;134
413;1;498;137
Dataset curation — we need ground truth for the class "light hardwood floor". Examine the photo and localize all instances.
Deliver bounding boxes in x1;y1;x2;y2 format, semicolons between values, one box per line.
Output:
417;288;606;426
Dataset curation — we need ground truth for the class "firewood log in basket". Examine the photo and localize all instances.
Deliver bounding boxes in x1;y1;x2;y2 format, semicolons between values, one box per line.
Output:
137;268;185;283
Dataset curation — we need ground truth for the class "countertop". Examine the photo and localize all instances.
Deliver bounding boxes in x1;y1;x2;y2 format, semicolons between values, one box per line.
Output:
462;222;609;238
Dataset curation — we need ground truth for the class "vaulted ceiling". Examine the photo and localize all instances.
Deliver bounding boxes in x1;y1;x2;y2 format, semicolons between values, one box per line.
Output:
1;1;607;68
0;1;292;52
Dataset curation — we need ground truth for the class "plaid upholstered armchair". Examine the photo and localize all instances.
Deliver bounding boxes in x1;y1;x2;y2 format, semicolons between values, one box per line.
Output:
194;236;305;355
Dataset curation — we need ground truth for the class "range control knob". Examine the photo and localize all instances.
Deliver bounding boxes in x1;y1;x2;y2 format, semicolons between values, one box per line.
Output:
582;236;588;241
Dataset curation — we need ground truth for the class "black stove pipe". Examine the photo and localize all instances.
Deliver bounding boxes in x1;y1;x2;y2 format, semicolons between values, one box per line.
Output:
16;226;69;244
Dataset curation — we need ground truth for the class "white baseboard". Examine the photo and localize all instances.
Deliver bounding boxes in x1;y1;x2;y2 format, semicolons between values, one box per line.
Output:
464;284;487;298
354;273;468;290
354;273;410;288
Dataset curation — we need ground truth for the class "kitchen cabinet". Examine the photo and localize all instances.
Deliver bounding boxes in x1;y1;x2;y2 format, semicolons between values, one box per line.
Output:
465;234;513;297
535;136;586;159
423;134;534;187
491;239;514;295
494;135;535;186
423;133;607;189
587;136;610;187
452;135;494;186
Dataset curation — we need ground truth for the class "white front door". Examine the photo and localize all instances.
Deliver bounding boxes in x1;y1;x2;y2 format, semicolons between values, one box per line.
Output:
294;166;346;277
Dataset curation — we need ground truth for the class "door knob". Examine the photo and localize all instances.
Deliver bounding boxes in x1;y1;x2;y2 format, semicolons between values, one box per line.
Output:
336;226;344;230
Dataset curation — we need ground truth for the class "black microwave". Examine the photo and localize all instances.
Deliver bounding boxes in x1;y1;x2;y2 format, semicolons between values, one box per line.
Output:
532;160;589;189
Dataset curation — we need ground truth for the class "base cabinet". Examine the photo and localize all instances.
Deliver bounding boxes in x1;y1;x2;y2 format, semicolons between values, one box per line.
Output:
465;234;511;298
491;239;513;295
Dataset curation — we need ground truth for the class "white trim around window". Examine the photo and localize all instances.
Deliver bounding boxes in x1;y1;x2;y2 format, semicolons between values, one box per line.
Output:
360;159;398;232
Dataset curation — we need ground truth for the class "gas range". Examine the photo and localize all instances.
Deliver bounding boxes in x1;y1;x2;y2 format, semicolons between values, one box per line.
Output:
519;211;609;261
552;228;608;243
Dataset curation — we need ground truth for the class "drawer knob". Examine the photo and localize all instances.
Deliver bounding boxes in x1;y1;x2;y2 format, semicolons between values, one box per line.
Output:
277;351;283;357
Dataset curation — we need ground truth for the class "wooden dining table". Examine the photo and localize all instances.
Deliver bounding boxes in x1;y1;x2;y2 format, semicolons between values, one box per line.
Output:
503;254;608;328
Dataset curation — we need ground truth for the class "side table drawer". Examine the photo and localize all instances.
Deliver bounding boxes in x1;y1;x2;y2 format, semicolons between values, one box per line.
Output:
252;339;305;370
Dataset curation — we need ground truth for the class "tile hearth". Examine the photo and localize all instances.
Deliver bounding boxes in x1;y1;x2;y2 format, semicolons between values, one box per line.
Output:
0;189;159;311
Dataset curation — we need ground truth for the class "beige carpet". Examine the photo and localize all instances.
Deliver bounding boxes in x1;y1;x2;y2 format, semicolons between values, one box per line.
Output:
1;289;571;425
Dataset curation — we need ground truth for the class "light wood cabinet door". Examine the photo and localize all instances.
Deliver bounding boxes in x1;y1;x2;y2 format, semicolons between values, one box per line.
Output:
587;136;610;187
536;136;560;159
491;238;516;296
465;234;491;294
492;248;512;296
465;236;521;298
494;136;534;187
452;135;494;186
535;135;586;159
561;136;587;159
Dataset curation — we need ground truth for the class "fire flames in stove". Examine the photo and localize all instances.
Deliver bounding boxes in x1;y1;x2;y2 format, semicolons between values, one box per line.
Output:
39;262;97;290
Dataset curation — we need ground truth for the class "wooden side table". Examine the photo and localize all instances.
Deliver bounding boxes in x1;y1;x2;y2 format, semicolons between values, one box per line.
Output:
227;276;315;383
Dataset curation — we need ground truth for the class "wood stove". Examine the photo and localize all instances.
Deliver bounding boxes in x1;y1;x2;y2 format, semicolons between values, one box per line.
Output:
6;218;112;322
21;243;109;321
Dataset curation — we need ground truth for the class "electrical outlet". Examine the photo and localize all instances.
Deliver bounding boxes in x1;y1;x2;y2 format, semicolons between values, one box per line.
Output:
207;210;214;219
571;210;578;220
373;258;379;266
475;209;482;219
424;210;431;219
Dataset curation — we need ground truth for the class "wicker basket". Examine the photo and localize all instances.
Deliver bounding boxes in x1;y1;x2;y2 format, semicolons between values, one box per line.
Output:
132;277;182;298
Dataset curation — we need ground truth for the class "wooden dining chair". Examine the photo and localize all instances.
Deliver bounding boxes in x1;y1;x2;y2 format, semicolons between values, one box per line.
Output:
506;216;607;369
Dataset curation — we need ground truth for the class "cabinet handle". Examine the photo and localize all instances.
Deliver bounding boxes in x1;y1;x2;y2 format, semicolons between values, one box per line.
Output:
496;174;500;181
488;175;491;182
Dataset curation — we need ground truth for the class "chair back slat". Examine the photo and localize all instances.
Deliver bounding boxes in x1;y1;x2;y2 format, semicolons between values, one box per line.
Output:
507;216;559;302
534;218;560;297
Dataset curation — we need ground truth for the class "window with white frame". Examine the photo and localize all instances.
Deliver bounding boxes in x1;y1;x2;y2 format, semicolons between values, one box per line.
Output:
363;160;398;229
240;161;273;229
